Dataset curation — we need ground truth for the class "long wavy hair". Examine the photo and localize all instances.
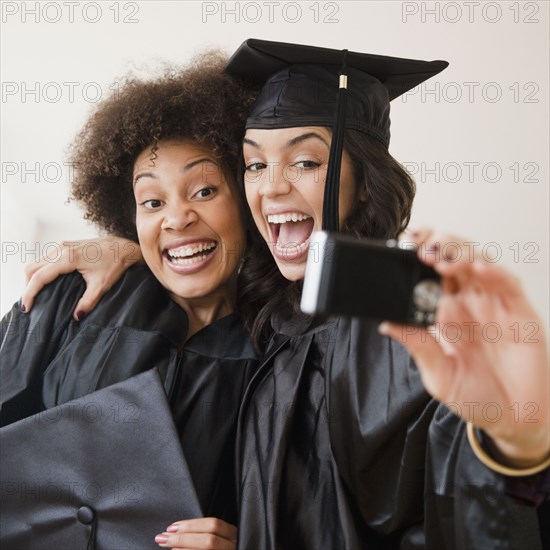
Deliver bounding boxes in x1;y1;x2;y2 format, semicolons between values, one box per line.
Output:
238;129;416;348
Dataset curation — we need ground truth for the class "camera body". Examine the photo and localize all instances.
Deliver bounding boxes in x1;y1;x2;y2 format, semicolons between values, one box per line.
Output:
301;231;441;326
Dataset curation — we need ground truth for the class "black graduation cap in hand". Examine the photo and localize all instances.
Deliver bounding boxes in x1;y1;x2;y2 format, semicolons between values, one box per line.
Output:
1;369;202;549
226;39;448;232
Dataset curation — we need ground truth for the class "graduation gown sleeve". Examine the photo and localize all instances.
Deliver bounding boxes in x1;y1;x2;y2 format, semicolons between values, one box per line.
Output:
1;272;85;425
1;368;202;549
327;317;546;549
423;405;547;550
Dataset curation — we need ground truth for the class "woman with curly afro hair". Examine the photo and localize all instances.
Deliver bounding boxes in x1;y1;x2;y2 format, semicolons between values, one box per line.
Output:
1;52;261;550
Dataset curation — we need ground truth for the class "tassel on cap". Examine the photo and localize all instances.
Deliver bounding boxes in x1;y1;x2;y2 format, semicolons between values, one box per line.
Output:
322;50;348;233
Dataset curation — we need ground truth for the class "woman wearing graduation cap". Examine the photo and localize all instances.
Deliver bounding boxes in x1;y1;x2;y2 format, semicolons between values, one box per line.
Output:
227;39;550;550
20;39;549;549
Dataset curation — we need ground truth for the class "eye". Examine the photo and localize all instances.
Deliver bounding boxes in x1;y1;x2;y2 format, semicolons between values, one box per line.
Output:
293;160;321;170
140;199;163;210
194;187;216;199
245;162;267;172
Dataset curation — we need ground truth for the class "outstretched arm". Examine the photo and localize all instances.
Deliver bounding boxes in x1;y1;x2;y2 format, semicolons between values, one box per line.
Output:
22;237;143;320
380;228;549;469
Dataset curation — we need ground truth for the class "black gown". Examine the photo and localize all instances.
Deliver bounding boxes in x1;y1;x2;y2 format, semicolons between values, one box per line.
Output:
0;265;258;548
236;306;548;549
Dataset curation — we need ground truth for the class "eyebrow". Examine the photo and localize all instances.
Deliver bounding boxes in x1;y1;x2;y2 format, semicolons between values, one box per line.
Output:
133;157;217;186
243;136;261;150
243;131;330;151
133;172;157;186
286;132;330;149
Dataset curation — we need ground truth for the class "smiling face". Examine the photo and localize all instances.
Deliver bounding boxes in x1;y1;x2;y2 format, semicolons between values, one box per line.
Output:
134;139;245;309
243;127;359;281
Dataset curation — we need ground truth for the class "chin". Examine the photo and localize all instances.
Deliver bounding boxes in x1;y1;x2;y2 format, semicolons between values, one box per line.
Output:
168;278;219;301
276;261;306;282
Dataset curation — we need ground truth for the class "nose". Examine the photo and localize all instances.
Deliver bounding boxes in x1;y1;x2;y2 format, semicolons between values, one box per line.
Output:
161;201;199;231
256;163;292;198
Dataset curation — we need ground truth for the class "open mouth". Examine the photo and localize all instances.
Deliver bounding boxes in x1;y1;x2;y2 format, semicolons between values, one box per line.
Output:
164;241;218;266
267;212;314;260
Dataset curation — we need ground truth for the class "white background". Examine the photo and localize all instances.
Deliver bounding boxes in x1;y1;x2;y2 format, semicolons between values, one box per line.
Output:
1;1;548;333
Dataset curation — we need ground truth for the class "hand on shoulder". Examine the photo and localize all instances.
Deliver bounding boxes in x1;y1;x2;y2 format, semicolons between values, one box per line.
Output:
22;237;142;320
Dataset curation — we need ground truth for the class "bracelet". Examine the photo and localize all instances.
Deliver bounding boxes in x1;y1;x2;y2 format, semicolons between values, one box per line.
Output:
466;422;550;477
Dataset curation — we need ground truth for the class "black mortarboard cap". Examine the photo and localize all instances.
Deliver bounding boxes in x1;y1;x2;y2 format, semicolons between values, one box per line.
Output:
1;369;202;549
226;39;448;232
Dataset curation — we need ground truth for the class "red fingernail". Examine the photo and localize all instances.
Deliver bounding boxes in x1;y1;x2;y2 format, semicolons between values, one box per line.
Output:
76;311;86;321
155;534;168;544
20;304;27;313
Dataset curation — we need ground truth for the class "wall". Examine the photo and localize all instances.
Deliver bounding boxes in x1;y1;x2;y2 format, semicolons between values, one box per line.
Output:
1;1;548;333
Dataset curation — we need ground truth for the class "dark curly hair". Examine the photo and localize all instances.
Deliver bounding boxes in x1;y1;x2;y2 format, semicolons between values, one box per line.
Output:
70;51;259;241
239;130;416;348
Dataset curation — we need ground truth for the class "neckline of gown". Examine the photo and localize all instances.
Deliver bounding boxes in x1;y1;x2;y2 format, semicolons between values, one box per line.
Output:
183;312;257;360
270;304;337;338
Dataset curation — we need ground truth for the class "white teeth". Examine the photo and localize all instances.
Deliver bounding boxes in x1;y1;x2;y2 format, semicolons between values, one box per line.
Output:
167;242;216;258
171;254;209;265
267;213;311;224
